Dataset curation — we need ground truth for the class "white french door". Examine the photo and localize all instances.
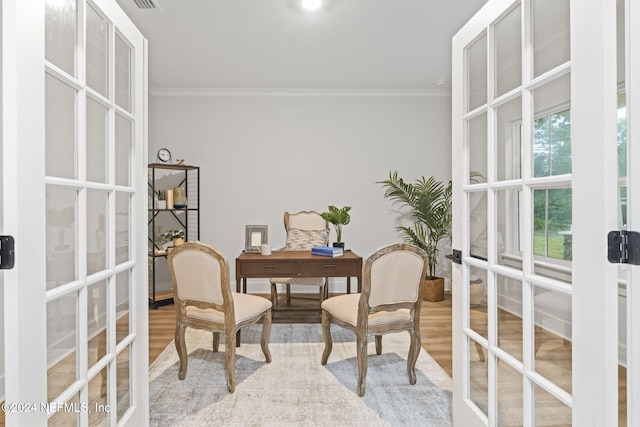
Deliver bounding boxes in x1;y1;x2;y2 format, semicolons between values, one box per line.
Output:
2;0;148;425
452;0;638;425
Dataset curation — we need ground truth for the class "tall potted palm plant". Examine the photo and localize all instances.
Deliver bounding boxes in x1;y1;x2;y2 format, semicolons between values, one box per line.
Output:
378;171;452;301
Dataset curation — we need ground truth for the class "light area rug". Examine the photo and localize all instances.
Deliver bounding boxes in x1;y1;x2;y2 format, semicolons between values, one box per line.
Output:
149;323;453;427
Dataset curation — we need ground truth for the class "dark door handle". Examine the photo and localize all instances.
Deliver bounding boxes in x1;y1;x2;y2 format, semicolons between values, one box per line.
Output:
445;249;462;265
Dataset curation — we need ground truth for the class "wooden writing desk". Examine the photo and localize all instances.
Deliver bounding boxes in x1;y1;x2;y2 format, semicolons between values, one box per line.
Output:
235;249;363;295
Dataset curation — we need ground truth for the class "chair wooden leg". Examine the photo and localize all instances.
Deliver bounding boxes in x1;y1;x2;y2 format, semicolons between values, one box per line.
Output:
407;329;420;385
286;284;291;306
356;332;368;397
375;335;382;355
270;283;279;309
261;310;272;363
320;310;333;365
225;328;236;393
175;323;188;380
212;332;220;352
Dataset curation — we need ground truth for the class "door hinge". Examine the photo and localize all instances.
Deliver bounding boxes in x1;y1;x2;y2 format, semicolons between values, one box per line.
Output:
0;235;15;269
607;230;640;265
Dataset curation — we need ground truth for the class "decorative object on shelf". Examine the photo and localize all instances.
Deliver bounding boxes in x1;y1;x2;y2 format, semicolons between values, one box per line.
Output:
378;171;452;302
156;189;167;209
245;225;268;253
166;188;174;209
157;229;185;247
176;158;185;165
157;147;171;164
320;205;351;250
173;187;188;208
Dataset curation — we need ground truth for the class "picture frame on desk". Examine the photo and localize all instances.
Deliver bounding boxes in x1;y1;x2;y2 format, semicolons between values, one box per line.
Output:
245;225;268;253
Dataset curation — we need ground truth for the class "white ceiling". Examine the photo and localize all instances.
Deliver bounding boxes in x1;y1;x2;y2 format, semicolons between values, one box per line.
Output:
115;0;487;92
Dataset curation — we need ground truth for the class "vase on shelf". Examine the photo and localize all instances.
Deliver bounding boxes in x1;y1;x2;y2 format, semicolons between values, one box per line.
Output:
173;187;187;208
166;189;174;209
173;237;185;246
156;200;167;209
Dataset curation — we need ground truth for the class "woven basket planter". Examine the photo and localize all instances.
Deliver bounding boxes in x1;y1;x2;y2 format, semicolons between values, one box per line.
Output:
423;277;445;302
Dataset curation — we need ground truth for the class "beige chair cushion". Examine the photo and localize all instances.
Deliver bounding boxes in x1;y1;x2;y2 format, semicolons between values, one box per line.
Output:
284;228;329;251
185;292;271;325
321;293;411;327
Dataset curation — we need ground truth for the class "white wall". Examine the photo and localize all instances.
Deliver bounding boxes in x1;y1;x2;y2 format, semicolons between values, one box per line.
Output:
148;92;453;292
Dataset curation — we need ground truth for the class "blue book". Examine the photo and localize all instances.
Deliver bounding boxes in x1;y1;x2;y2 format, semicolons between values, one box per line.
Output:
311;246;344;257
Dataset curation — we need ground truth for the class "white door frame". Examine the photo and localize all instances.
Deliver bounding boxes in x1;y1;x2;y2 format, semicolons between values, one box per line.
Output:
2;0;149;425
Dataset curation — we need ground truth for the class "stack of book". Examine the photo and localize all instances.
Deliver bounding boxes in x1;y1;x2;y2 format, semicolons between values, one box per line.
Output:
311;245;344;257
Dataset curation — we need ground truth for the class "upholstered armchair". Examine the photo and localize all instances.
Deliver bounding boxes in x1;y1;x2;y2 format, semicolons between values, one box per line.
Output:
167;242;272;393
270;211;330;308
320;243;429;396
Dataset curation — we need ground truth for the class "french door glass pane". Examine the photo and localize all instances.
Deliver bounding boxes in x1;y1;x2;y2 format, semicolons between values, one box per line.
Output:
116;270;131;345
534;384;571;427
46;187;78;288
45;0;77;77
497;360;524;427
533;188;572;265
45;74;77;179
87;279;107;370
469;337;489;416
469;267;488;339
533;286;572;394
115;114;132;187
115;193;130;265
469;113;488;183
86;4;109;97
495;4;522;98
533;74;571;177
86;97;108;184
496;188;522;268
87;190;108;275
469;190;488;260
497;275;523;362
496;96;522;181
116;346;131;422
467;32;488;112
115;34;132;112
532;0;570;78
88;369;109;426
47;292;78;401
48;393;80;427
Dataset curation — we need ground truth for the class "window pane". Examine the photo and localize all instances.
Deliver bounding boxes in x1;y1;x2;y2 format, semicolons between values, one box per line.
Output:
86;5;108;97
533;188;572;262
497;275;523;362
495;4;522;98
87;280;107;370
469;337;488;416
46;187;77;288
498;361;523;427
87;190;108;275
86;97;108;184
46;74;77;179
534;384;571;426
469;190;488;260
45;0;77;77
533;0;570;78
533;74;571;177
115;114;131;186
115;34;132;112
116;270;131;345
496;96;522;181
468;113;488;184
115;193;130;265
467;32;488;112
534;286;572;395
88;368;109;426
496;188;522;267
47;293;78;401
116;346;131;422
469;268;488;340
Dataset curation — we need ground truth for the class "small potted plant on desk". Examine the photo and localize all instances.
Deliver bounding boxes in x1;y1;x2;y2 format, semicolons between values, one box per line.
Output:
157;229;185;252
321;205;351;250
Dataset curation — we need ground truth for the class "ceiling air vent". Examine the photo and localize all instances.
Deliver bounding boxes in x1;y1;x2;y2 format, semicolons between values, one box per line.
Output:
133;0;160;9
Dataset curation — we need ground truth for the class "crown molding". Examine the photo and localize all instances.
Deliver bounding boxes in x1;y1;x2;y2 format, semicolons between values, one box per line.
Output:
148;86;451;98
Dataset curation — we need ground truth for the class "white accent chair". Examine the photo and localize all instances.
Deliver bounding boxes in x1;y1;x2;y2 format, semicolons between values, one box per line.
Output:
167;242;272;393
320;243;429;396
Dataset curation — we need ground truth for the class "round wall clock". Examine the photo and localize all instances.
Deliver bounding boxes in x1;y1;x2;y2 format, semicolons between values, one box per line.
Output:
157;148;171;163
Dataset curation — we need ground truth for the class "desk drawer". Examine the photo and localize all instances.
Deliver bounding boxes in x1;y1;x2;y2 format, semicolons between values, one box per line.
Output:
299;261;356;277
240;261;299;276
